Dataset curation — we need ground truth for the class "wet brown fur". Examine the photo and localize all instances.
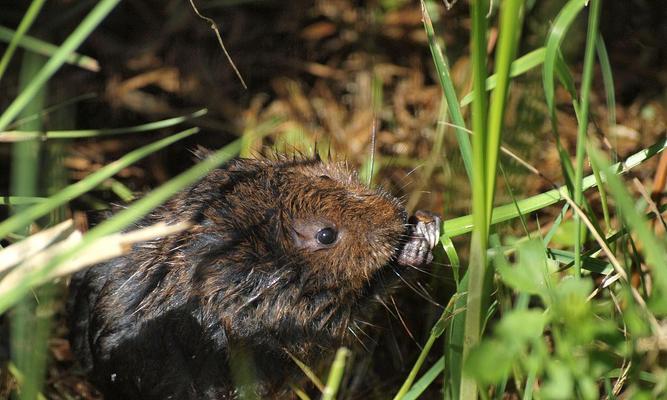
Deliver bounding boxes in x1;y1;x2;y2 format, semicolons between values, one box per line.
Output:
68;156;410;399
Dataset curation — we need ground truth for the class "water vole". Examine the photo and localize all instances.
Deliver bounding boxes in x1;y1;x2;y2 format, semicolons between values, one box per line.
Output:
67;155;440;399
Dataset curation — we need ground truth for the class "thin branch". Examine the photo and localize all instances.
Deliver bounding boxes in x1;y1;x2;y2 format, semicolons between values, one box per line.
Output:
188;0;247;89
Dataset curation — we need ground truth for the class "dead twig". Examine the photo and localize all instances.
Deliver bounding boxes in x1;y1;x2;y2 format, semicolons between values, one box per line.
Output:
188;0;247;89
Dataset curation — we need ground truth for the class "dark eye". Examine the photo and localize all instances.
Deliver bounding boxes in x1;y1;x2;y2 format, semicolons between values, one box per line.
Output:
315;227;338;245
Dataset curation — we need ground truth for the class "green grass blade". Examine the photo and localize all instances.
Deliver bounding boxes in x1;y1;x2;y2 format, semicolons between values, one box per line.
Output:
596;34;616;136
10;51;45;218
445;272;468;400
321;348;350;400
554;51;579;100
402;357;445;400
286;351;325;392
420;0;473;183
542;0;586;194
441;228;465;400
572;0;602;277
0;128;199;239
229;348;260;400
441;232;461;287
394;295;459;400
11;285;54;400
6;362;48;400
406;95;448;211
556;202;667;274
106;179;135;202
500;164;530;238
593;35;616;231
460;48;546;107
0;25;100;73
359;71;383;187
460;0;496;396
549;248;613;275
591;159;611;232
7;92;97;131
0;0;46;81
0;0;120;131
0;109;207;141
0;197;46;205
484;0;524;221
542;0;586;115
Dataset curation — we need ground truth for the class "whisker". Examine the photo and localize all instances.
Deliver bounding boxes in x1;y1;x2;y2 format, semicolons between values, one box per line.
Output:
348;326;370;353
352;321;378;347
392;267;444;308
398;177;417;192
354;319;381;329
401;163;425;181
416;281;436;300
390;295;421;350
374;294;398;319
382;304;405;366
428;261;454;268
404;263;441;278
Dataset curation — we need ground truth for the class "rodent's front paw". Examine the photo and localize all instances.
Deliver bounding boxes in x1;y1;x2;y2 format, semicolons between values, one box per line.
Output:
396;210;441;267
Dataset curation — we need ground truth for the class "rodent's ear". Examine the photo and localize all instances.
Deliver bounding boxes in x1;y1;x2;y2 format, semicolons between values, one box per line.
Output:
190;145;213;161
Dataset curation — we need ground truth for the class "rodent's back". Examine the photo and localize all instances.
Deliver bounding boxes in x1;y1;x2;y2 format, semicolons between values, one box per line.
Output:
68;156;421;399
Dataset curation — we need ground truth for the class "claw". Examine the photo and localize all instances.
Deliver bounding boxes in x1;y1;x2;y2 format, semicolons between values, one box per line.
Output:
396;210;441;267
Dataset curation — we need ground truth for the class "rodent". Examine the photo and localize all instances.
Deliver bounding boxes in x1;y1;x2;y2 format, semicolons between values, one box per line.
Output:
67;154;440;399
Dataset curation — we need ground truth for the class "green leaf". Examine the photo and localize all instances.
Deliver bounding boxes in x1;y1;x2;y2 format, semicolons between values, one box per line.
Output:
549;219;577;247
464;339;515;385
551;278;594;342
495;309;548;345
497;239;554;296
541;361;574;400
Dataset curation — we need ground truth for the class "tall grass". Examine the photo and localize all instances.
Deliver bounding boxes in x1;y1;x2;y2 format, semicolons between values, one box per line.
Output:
0;2;234;397
396;0;667;399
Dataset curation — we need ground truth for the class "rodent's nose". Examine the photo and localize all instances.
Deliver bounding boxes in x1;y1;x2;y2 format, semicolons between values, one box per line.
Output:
402;210;409;224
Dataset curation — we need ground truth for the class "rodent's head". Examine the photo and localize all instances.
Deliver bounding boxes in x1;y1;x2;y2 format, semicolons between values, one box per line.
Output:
279;161;407;291
194;157;408;291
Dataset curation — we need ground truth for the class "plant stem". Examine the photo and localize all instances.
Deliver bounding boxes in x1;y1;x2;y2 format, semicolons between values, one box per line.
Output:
460;0;489;396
